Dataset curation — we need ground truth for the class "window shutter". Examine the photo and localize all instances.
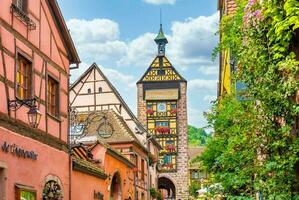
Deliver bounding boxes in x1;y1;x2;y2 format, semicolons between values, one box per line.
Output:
23;0;28;13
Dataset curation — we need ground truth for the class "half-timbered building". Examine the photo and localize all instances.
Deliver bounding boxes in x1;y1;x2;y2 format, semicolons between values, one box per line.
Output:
137;24;189;200
69;64;162;200
0;0;80;199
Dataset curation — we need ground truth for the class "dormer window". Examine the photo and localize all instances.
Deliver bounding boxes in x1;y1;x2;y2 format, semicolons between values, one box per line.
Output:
87;88;91;94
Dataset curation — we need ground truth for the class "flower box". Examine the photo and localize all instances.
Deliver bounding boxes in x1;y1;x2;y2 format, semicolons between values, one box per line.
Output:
155;127;170;134
170;109;177;114
165;144;176;151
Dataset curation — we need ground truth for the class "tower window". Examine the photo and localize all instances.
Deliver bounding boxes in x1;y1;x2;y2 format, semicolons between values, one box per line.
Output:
157;69;165;76
156;121;169;127
87;88;91;94
98;87;103;93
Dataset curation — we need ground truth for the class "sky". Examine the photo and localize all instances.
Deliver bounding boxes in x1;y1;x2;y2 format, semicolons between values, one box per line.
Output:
58;0;219;129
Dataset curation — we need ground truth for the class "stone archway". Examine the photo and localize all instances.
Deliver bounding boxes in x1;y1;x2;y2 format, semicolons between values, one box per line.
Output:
110;172;122;200
158;177;176;200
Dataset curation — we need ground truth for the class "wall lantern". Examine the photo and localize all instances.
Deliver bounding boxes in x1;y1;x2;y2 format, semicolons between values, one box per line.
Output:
8;98;42;128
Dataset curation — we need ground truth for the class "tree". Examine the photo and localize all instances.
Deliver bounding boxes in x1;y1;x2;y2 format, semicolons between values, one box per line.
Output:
188;125;210;146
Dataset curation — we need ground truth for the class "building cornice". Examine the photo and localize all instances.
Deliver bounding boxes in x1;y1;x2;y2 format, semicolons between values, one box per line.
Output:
0;112;68;152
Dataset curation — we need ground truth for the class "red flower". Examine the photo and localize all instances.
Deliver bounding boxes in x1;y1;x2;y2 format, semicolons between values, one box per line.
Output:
133;167;139;172
170;109;177;114
146;109;154;115
155;127;170;134
165;144;176;151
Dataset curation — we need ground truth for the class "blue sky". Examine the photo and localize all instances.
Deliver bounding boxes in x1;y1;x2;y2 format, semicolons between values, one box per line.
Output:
58;0;219;128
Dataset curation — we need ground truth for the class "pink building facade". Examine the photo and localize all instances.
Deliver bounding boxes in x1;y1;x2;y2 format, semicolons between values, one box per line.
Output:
0;0;79;199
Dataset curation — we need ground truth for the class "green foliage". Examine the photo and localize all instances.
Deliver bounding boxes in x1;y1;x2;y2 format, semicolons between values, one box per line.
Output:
201;96;260;198
201;0;299;199
149;188;158;198
189;181;201;197
188;125;210;146
150;188;163;200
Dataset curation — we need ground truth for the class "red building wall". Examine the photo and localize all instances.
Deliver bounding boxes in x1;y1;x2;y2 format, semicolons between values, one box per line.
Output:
0;0;79;199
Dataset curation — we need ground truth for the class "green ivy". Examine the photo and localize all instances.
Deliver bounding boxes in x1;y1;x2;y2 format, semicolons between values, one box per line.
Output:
201;0;299;199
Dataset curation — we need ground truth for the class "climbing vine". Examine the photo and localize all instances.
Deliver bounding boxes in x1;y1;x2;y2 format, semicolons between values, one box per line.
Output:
202;0;299;199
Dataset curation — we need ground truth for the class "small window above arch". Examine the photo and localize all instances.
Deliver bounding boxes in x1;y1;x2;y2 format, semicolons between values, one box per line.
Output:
98;87;103;93
87;88;91;94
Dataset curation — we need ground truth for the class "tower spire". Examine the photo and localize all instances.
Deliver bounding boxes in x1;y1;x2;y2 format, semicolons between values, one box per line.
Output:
155;10;168;56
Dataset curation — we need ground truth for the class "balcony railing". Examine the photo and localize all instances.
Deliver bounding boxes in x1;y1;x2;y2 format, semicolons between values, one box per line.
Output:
11;3;36;30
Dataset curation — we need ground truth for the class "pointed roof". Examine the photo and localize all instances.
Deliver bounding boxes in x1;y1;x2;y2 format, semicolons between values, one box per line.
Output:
155;24;168;44
137;55;186;83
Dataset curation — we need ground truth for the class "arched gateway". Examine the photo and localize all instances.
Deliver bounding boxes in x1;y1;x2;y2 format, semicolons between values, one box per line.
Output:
110;172;122;200
158;177;176;200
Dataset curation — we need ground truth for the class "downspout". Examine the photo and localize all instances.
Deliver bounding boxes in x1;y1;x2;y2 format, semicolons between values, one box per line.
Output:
68;71;72;200
147;140;151;200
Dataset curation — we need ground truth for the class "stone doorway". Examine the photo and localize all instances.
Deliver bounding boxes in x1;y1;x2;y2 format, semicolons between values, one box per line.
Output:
158;177;176;200
110;172;122;200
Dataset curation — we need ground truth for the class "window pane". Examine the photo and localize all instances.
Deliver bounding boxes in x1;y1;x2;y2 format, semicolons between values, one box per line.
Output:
16;56;31;99
20;190;35;200
47;76;59;117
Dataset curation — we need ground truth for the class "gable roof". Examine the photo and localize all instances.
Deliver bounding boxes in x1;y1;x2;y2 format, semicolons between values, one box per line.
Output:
70;63;147;133
137;55;186;84
79;110;149;154
46;0;80;65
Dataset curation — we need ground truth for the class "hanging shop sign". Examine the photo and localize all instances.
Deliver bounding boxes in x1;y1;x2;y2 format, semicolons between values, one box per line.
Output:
1;141;38;160
94;190;104;200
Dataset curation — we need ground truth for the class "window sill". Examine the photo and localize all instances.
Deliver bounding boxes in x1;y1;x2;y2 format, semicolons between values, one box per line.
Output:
47;113;61;122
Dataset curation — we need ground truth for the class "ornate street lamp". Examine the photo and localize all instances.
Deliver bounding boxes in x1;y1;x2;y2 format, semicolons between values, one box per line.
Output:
8;98;42;128
27;105;42;128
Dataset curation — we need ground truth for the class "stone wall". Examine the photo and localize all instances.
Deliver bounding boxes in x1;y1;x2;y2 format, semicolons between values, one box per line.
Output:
137;83;147;128
159;82;189;200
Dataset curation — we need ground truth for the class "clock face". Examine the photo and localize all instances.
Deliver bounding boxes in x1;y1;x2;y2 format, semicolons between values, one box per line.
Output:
157;102;167;112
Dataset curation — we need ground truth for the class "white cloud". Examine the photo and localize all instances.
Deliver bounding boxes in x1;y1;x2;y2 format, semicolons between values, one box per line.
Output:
168;12;219;68
70;62;135;90
143;0;176;5
67;19;127;63
117;33;156;67
67;19;120;44
198;64;219;76
189;79;217;91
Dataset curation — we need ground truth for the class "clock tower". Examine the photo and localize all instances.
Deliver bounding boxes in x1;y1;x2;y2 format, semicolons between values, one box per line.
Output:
137;24;189;199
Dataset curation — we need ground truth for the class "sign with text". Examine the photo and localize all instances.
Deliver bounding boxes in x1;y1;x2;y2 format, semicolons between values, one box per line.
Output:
1;141;38;160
